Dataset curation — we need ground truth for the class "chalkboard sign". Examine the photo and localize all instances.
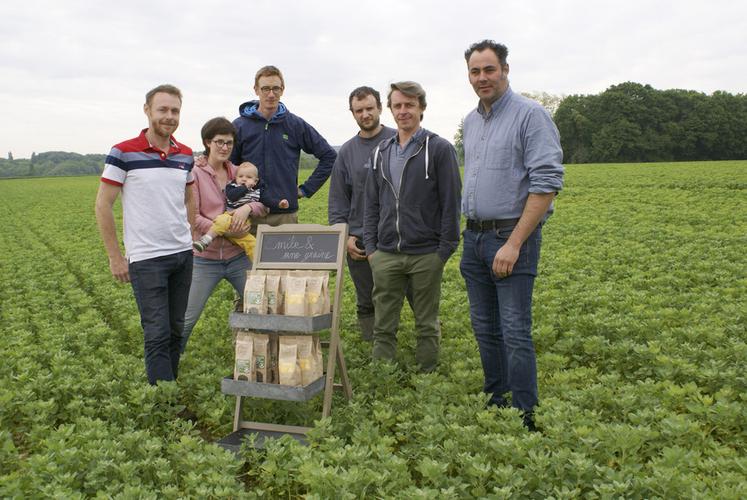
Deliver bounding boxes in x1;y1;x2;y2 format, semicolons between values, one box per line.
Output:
254;223;348;270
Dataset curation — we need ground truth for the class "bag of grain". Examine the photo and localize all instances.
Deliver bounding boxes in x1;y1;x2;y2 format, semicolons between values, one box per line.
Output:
278;336;301;386
312;334;324;381
253;333;270;383
234;330;254;381
265;273;281;315
243;271;267;314
296;336;315;385
305;274;325;316
284;275;307;316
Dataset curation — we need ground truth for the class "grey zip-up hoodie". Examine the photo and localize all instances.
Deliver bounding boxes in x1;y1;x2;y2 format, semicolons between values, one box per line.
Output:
363;128;462;262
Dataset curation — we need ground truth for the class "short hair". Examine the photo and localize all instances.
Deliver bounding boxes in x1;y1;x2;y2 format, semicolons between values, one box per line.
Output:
387;81;427;120
201;117;236;156
254;65;285;88
348;86;382;110
464;40;509;66
387;81;427;109
145;84;182;106
237;162;259;178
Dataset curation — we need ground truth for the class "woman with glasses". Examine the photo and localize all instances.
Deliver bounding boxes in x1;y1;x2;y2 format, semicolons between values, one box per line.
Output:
180;117;267;354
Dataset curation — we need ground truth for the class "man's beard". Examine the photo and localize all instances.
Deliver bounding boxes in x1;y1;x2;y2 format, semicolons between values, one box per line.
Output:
358;118;380;133
153;121;177;138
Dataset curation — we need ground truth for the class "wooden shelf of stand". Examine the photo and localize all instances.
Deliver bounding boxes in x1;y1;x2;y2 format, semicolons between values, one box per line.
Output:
221;376;325;401
229;311;332;333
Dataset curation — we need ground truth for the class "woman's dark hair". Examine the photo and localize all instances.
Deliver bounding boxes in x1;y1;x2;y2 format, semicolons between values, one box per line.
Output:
201;117;236;156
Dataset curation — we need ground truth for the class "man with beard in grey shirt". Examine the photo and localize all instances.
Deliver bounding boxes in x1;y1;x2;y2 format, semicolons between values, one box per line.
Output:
328;86;396;341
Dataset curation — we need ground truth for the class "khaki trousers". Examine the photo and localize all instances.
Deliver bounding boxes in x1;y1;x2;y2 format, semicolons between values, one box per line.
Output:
369;251;444;372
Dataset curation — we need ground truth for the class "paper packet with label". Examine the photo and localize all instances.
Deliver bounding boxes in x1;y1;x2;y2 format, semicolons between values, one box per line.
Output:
234;330;254;381
244;271;267;314
278;336;301;386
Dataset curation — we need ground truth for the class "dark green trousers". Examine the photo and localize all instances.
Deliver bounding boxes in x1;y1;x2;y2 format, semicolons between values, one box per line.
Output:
369;251;444;372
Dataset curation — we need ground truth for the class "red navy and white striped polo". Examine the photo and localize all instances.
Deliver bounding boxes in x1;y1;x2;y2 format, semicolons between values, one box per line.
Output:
101;129;194;263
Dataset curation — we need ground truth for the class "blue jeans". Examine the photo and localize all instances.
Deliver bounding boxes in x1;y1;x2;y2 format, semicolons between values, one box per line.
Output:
181;253;250;353
459;225;542;411
129;250;193;385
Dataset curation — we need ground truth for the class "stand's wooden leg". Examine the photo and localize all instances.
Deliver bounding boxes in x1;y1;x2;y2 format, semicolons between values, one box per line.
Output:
233;396;243;432
322;334;339;418
335;342;353;400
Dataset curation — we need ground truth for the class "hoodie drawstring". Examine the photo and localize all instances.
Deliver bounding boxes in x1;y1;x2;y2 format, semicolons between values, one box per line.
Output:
374;134;429;179
373;145;381;170
424;135;429;179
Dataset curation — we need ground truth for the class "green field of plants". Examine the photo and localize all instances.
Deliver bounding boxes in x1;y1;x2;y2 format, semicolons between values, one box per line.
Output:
1;161;745;498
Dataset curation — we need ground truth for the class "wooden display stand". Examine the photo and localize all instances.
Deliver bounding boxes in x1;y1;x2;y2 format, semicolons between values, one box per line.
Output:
217;223;353;451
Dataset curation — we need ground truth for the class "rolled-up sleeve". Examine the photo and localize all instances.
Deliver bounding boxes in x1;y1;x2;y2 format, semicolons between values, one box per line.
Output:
524;107;564;194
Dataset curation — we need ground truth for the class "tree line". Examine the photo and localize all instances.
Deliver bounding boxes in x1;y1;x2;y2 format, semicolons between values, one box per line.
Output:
0;152;106;178
454;83;747;164
554;82;747;163
0;151;322;178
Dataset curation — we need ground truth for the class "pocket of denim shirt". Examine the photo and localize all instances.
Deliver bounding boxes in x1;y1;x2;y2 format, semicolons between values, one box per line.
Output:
486;145;513;170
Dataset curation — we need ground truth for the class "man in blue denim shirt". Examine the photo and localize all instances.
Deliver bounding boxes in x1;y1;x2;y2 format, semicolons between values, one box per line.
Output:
459;40;564;431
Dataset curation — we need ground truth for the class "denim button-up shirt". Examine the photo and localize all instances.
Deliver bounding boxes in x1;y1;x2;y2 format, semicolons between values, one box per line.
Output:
462;87;564;221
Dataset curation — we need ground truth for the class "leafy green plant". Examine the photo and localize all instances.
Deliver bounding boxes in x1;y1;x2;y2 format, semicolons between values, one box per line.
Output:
0;161;745;497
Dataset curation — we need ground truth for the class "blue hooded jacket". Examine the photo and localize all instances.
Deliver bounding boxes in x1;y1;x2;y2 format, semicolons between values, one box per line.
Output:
230;100;337;213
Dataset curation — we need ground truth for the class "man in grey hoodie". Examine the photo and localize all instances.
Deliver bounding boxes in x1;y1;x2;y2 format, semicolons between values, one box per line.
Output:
328;86;396;342
363;81;461;372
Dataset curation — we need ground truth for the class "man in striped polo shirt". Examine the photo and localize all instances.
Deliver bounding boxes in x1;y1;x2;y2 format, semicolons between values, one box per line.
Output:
95;84;195;385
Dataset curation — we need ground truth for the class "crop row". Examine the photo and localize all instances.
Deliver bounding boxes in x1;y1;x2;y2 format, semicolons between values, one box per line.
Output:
1;161;745;497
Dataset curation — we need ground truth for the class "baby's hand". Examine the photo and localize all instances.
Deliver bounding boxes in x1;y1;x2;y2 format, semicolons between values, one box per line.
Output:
279;199;289;209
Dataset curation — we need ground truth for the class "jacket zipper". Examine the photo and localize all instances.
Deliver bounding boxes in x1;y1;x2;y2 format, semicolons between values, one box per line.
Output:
380;140;425;252
264;122;269;191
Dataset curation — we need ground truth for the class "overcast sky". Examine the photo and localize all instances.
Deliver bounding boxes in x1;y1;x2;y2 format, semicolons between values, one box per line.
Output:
1;0;745;159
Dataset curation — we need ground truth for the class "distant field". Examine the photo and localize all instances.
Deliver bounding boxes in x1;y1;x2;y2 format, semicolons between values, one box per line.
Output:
1;161;745;497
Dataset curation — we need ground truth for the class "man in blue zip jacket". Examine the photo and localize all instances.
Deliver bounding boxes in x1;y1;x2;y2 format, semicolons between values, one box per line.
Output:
363;81;461;373
230;65;337;230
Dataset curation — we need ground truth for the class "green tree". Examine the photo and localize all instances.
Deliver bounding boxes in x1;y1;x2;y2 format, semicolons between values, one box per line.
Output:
555;82;747;163
554;94;595;163
454;117;464;165
520;91;565;116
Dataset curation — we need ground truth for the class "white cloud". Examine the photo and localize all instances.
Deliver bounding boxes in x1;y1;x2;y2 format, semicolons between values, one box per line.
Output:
1;0;745;158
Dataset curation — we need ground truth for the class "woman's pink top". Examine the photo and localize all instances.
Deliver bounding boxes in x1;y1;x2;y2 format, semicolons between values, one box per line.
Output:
192;158;245;261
